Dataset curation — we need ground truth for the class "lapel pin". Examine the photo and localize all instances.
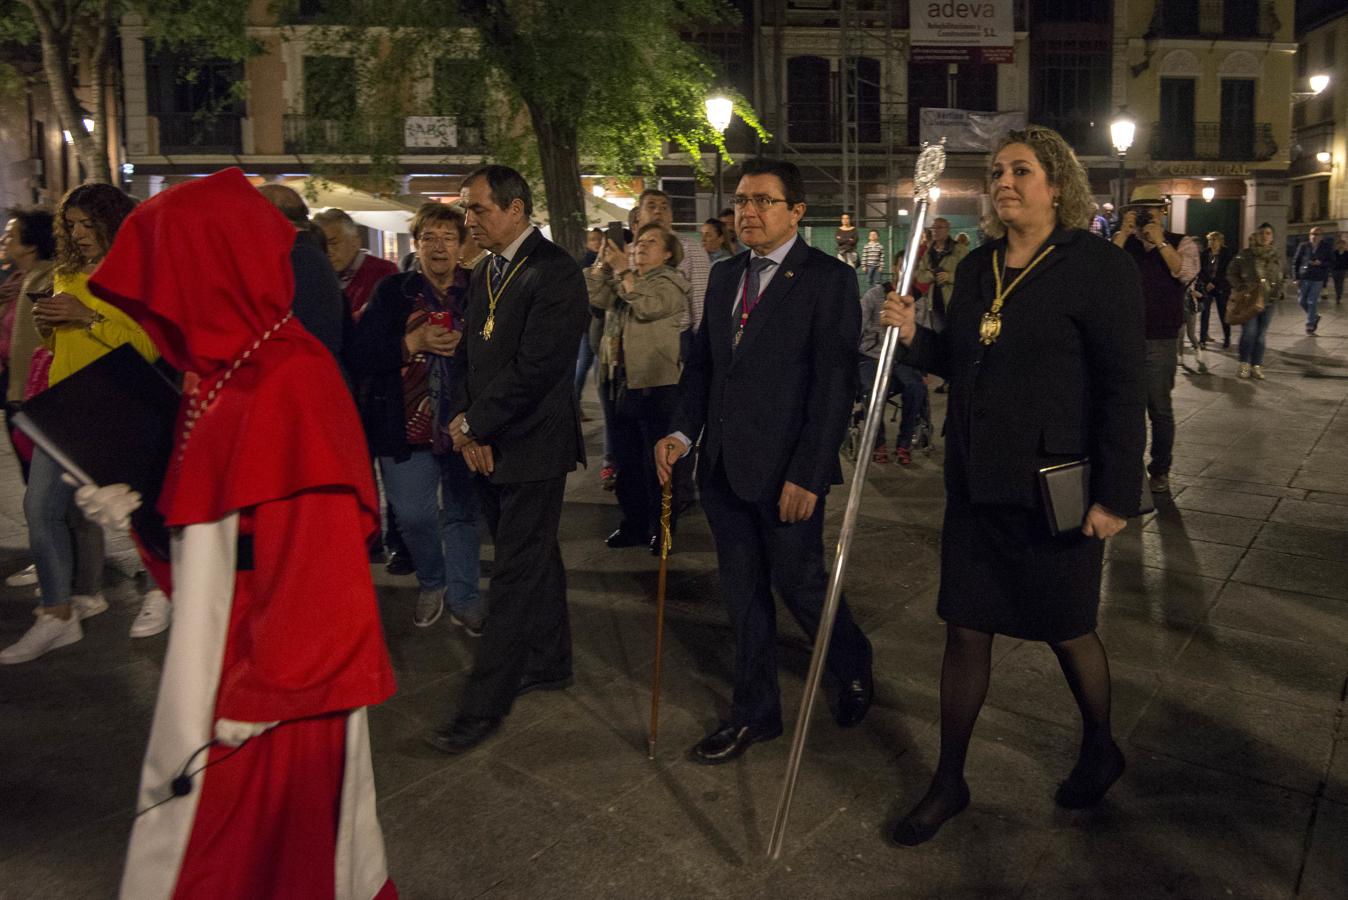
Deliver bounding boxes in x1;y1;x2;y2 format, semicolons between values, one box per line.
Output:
785;270;794;278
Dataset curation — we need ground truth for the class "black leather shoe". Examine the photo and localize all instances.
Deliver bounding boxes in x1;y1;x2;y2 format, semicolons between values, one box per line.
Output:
516;672;573;698
889;779;971;847
385;551;415;576
1055;741;1126;809
423;716;501;755
835;671;874;728
689;721;782;765
605;528;649;549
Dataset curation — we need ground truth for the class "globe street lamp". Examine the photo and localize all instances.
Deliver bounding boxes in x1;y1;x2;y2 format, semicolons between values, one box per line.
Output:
705;95;734;215
1310;74;1331;95
1110;111;1136;213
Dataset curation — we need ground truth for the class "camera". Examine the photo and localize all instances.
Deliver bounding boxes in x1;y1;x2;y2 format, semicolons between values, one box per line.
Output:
1134;210;1153;228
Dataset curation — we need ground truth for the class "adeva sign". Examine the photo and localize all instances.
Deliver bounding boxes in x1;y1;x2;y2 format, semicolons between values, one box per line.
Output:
910;0;1015;64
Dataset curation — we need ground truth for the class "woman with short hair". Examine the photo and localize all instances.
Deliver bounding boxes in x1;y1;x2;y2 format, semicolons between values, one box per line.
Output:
587;223;689;552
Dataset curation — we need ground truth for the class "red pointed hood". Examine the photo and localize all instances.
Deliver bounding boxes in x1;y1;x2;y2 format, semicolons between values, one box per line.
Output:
88;168;297;375
88;168;378;534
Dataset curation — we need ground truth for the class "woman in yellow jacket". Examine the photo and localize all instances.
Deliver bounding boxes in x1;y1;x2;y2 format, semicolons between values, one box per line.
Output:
586;223;689;552
1;185;165;664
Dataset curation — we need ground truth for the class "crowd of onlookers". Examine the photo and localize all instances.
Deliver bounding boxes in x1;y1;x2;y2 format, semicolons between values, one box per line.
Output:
1;171;1345;667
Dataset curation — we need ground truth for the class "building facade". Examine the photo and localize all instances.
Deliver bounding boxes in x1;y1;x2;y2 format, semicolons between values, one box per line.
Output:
1290;2;1346;244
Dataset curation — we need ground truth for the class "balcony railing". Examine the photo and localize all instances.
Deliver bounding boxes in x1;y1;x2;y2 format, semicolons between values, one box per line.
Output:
282;115;485;156
1149;121;1277;162
1153;0;1278;40
156;112;243;155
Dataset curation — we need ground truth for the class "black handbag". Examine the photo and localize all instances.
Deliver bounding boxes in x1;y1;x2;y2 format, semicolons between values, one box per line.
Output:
1039;459;1155;536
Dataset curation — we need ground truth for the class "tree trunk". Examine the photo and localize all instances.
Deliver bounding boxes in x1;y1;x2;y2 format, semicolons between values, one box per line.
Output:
23;0;114;185
527;102;586;259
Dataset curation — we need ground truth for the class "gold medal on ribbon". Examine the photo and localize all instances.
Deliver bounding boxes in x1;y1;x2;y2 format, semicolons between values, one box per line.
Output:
481;254;530;342
733;327;744;348
984;246;1054;346
979;312;1001;345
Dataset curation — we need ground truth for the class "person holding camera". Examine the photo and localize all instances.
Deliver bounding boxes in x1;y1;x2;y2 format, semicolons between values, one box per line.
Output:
1113;189;1198;495
587;224;690;551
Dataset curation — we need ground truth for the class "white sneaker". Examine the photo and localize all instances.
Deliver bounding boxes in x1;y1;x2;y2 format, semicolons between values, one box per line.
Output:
0;611;82;664
1251;365;1266;381
71;593;108;619
5;564;37;587
129;589;171;638
1237;363;1251;379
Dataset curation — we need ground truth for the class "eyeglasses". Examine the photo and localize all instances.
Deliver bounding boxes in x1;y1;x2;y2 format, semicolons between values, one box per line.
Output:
417;234;460;247
731;195;791;210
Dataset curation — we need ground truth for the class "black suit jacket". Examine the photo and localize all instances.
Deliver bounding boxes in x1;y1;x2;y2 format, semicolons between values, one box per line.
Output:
673;236;859;504
903;227;1146;516
450;229;589;483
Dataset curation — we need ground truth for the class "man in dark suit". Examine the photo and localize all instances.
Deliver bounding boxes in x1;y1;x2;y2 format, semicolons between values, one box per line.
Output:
655;157;874;764
425;165;590;754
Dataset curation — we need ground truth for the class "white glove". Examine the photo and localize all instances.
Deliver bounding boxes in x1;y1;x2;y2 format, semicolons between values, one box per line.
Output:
214;718;280;748
62;474;142;531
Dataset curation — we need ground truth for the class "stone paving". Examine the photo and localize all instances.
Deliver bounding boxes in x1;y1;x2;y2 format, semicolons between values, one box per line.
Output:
2;291;1348;899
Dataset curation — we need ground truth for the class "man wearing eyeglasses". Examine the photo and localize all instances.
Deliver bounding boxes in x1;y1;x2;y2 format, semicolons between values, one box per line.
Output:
654;157;874;765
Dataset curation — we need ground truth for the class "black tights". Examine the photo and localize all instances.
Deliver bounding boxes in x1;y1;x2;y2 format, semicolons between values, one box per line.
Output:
906;625;1115;822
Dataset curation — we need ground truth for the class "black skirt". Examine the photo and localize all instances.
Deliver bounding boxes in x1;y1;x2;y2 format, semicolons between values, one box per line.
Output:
936;493;1105;643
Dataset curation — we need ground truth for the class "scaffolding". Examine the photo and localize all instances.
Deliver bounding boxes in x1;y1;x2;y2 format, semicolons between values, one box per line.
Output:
763;0;910;229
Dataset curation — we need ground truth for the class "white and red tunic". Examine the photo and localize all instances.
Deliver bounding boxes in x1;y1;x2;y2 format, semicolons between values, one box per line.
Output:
90;169;398;900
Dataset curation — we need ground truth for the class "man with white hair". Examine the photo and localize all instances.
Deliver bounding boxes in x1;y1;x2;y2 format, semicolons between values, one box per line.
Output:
313;208;398;323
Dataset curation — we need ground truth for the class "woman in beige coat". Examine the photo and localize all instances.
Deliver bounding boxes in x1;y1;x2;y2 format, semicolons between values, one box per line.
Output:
586;223;690;552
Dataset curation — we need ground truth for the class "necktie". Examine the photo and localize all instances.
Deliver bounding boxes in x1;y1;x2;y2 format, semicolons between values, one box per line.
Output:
743;256;776;317
490;255;508;293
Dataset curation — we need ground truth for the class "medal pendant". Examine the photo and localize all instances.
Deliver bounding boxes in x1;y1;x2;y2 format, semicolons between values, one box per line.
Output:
733;327;743;348
482;315;495;341
979;312;1001;345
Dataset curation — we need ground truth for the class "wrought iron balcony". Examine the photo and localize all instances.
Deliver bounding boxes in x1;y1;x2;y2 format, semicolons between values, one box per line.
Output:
1151;0;1278;40
155;112;243;155
1148;121;1277;162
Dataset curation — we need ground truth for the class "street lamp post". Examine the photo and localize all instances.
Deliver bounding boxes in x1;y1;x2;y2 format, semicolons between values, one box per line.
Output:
1110;111;1136;214
705;95;734;216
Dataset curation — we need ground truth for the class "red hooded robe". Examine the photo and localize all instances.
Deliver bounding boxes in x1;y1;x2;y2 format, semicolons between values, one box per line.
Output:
89;168;397;900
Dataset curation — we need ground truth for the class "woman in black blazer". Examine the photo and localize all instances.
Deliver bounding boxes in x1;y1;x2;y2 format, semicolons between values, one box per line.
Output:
881;126;1146;846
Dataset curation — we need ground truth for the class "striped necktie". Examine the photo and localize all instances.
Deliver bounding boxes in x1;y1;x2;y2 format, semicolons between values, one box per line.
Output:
490;255;508;292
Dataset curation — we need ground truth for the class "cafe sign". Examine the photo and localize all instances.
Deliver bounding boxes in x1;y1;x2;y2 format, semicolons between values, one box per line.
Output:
1146;162;1252;177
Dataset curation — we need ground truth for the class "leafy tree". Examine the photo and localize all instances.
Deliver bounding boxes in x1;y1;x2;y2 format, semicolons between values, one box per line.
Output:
0;0;255;185
297;0;765;255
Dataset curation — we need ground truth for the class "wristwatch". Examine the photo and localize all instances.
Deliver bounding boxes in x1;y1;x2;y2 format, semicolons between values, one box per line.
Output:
460;418;473;438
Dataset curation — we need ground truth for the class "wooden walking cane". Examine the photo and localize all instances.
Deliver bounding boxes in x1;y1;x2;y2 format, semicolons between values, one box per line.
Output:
766;142;947;859
648;479;674;760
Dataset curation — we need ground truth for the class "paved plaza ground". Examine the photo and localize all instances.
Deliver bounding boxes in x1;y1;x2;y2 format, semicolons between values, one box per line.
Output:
2;292;1348;899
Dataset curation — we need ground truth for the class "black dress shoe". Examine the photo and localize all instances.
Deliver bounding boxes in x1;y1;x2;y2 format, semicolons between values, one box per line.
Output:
385;550;415;576
423;716;501;755
889;779;971;847
689;721;783;765
516;672;574;698
605;528;650;549
835;671;874;728
1055;741;1126;809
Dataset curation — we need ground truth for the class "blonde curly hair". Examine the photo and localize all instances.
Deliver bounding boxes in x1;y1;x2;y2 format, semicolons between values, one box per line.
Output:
982;125;1092;239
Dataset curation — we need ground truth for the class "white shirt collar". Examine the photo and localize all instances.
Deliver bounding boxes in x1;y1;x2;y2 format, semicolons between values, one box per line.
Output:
495;224;536;264
752;234;798;268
